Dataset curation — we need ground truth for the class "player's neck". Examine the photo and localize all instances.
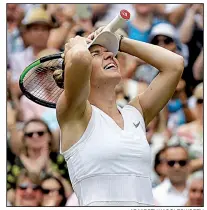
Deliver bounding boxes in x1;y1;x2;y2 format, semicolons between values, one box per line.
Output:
89;88;119;116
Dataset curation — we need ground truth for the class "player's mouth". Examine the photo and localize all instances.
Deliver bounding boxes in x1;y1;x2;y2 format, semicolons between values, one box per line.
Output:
104;63;117;71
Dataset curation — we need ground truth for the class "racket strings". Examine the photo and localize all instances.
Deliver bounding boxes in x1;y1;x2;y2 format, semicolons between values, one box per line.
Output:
23;58;64;103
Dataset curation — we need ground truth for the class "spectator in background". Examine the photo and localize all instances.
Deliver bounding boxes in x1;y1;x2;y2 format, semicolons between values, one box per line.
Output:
179;4;203;97
47;4;76;50
7;4;25;57
7;119;71;194
166;79;195;135
127;4;166;43
153;144;190;206
9;7;55;98
185;171;203;207
47;4;94;51
12;169;42;206
171;82;203;160
41;174;67;206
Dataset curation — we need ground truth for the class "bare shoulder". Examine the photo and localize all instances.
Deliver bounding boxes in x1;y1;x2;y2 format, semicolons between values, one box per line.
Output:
56;92;92;153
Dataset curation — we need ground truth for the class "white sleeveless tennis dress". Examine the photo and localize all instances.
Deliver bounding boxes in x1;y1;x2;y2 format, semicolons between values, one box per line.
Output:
60;105;153;206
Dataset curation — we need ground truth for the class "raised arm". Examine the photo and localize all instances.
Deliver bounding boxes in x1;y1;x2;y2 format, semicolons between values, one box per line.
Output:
120;37;184;125
166;4;190;27
193;48;203;80
179;4;200;44
56;36;92;120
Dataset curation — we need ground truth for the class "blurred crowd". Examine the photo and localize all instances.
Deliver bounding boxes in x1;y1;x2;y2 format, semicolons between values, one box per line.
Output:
7;4;203;207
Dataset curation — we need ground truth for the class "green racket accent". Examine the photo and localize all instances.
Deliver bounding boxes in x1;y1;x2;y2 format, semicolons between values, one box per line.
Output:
19;53;64;108
19;60;40;83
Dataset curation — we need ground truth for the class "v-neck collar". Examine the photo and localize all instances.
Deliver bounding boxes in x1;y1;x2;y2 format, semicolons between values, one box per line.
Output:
92;105;125;132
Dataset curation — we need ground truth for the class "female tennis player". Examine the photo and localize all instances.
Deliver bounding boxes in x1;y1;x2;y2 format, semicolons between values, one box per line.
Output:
53;27;184;206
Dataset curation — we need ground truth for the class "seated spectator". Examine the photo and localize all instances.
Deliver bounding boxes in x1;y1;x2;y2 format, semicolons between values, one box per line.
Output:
7;118;69;192
12;169;43;206
185;171;203;206
41;174;67;206
9;7;55;98
153;144;189;206
171;82;203;160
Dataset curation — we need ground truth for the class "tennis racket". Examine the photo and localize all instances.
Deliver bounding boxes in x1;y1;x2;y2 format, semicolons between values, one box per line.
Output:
19;9;131;108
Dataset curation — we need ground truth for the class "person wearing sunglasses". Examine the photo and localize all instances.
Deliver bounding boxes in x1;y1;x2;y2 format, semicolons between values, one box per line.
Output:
41;174;67;206
7;118;73;199
13;169;42;206
153;144;190;206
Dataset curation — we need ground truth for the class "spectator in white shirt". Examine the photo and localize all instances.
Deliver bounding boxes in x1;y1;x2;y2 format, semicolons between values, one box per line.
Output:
153;144;190;206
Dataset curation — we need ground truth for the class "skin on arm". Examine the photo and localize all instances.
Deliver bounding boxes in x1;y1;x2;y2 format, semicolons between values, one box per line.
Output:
7;102;23;156
47;5;76;49
120;37;184;125
179;5;200;44
56;36;93;152
166;4;190;26
189;158;203;173
47;22;74;49
193;49;203;80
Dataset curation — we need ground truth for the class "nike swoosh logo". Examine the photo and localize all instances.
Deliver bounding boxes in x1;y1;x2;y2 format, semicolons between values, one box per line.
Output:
133;121;140;128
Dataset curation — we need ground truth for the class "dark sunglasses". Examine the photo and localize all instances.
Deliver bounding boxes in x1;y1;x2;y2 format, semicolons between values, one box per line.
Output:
18;183;41;191
42;188;61;194
151;37;174;45
167;159;188;167
24;130;47;138
197;99;203;104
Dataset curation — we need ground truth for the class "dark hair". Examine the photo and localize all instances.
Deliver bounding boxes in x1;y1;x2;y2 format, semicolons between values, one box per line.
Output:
41;174;67;206
22;118;56;153
154;147;167;176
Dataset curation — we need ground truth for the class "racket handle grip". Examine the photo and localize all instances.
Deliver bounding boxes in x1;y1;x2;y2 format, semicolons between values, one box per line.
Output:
103;9;130;33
